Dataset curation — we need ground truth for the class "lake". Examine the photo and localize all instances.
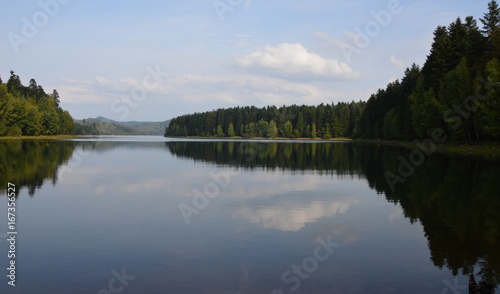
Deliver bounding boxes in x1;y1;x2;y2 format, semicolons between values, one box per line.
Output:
0;136;499;294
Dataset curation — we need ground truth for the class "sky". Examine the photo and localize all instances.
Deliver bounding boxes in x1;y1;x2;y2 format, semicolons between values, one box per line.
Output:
0;0;492;122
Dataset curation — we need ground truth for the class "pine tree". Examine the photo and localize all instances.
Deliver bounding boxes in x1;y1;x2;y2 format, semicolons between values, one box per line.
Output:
51;89;60;107
323;126;332;139
311;122;317;138
481;0;500;37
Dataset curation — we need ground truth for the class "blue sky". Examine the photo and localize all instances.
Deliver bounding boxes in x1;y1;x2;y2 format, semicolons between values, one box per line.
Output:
0;0;491;121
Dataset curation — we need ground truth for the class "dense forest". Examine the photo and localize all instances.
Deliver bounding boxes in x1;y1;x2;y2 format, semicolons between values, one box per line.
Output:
355;1;500;141
167;1;500;142
0;71;74;136
166;102;366;139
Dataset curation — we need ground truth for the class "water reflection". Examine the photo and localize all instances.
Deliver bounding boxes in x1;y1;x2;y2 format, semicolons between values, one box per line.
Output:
167;140;363;177
166;140;500;288
0;140;74;196
0;139;498;291
233;197;360;232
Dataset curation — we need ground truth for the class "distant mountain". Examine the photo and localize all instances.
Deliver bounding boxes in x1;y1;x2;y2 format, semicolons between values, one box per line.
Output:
74;117;171;135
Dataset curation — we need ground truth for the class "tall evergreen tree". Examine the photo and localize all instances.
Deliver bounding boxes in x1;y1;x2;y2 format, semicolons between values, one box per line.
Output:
481;0;500;37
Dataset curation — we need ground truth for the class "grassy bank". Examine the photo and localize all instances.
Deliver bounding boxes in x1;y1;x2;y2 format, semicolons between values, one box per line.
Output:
354;139;499;158
0;135;79;141
166;136;353;141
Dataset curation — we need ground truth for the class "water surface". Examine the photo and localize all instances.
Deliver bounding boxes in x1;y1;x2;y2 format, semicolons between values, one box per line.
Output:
0;136;498;293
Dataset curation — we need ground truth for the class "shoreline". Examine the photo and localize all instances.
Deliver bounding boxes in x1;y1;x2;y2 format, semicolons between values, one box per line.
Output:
0;135;80;141
1;135;498;157
164;136;353;141
353;139;499;158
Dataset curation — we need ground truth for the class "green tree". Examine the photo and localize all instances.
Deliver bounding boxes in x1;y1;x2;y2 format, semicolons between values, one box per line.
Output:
422;26;452;92
257;119;269;137
38;97;60;135
216;124;225;137
268;120;278;138
481;0;500;37
410;78;442;139
439;58;476;140
227;123;235;137
284;120;294;138
479;58;500;139
382;109;399;140
23;102;42;136
245;122;256;137
323;126;332;139
51;89;60;107
295;112;305;137
311;122;317;138
6;71;24;97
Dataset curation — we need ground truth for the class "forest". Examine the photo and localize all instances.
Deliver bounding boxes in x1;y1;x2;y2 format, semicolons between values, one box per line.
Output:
166;1;500;142
356;0;500;142
165;102;365;139
0;71;74;136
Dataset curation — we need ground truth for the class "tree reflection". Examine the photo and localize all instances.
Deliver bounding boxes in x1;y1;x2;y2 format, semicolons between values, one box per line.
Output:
0;140;74;196
166;140;500;289
167;141;363;178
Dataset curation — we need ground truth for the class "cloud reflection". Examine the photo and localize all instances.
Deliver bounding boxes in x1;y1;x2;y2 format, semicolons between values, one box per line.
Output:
233;197;359;232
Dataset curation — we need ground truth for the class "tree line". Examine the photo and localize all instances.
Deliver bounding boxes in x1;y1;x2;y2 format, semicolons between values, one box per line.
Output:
165;102;366;139
166;1;500;142
0;71;74;136
356;0;500;141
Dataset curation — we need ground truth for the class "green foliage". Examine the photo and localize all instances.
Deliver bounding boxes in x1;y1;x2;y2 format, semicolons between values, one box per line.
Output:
166;102;365;139
216;124;225;137
166;3;500;143
356;2;500;142
311;122;317;138
75;117;170;136
480;58;500;139
481;0;500;36
0;72;74;137
322;126;332;139
0;140;74;196
283;120;294;138
257;119;269;137
268;120;278;138
227;123;235;137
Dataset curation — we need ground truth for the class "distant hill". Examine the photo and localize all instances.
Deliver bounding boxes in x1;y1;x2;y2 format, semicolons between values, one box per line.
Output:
74;117;170;135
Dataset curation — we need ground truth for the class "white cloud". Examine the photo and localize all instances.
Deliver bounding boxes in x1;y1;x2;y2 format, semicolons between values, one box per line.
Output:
390;55;405;70
95;76;108;86
388;207;404;222
58;84;106;104
57;71;343;120
234;43;360;80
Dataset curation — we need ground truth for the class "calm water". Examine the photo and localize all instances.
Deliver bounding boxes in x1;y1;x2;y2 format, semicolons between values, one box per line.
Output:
0;136;499;294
